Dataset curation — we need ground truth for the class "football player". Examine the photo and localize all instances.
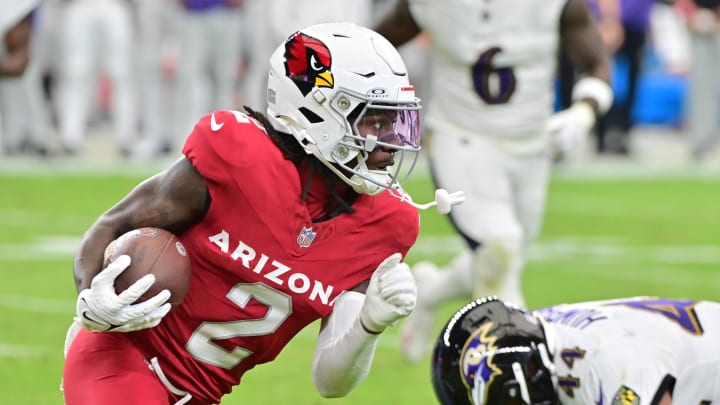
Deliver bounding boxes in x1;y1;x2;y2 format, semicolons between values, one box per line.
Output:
0;0;45;155
374;0;614;362
432;296;720;405
63;23;452;405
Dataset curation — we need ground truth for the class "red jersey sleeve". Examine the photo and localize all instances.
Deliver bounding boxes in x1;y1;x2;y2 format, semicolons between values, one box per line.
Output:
182;110;272;186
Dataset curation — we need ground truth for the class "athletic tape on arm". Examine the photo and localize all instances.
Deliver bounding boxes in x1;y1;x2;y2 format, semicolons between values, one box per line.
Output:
572;77;614;114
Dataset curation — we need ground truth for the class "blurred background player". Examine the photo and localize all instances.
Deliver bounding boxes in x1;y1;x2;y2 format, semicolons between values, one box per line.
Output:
56;0;137;156
0;0;47;156
171;0;246;152
682;0;720;160
594;0;659;155
63;23;437;405
134;0;182;159
431;295;720;404
374;0;613;363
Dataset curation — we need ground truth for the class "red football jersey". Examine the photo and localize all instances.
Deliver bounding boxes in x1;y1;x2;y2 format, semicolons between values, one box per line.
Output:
128;110;420;403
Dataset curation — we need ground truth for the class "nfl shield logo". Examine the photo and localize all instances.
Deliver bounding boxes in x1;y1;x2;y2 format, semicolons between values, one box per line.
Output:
296;227;316;248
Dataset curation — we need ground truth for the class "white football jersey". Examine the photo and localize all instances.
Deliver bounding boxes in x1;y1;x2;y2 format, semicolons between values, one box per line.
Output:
536;297;720;404
409;0;566;139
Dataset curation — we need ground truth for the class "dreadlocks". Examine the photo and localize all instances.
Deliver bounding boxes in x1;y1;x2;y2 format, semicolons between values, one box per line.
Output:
243;106;356;220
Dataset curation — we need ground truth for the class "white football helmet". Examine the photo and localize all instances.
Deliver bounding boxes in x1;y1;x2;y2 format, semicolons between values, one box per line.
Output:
266;23;422;195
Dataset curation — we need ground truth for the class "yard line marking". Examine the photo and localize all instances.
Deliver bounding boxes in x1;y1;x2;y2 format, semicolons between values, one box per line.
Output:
0;342;49;359
0;235;82;261
2;234;720;265
0;209;95;229
0;293;74;314
534;265;720;288
409;236;720;264
1;236;718;317
1;152;719;178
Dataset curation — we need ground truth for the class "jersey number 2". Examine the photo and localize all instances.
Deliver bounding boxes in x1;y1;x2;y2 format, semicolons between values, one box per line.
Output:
186;283;292;370
472;47;516;105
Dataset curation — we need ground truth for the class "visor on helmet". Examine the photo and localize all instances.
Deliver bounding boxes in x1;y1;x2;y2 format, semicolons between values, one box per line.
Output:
328;98;421;193
351;104;421;150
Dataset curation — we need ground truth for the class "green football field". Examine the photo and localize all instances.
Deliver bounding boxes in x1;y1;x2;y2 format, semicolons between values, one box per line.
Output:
1;169;719;404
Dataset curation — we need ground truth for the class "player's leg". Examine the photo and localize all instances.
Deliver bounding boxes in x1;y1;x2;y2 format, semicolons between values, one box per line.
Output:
400;128;521;361
63;329;172;405
430;130;524;305
400;251;473;363
208;7;244;111
0;78;26;153
241;0;272;109
57;0;95;154
687;31;720;159
102;0;136;156
504;151;552;306
172;10;209;146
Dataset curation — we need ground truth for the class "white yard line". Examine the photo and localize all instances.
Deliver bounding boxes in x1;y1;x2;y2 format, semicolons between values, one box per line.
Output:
2;233;720;265
1;235;718;320
0;140;719;179
0;209;95;229
0;342;50;359
0;293;74;314
410;235;720;264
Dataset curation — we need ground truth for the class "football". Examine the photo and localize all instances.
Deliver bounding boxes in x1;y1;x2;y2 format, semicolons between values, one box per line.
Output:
103;227;192;307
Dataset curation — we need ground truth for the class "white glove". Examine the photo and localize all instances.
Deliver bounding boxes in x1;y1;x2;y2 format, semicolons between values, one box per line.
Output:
360;253;417;334
75;255;172;332
546;102;596;155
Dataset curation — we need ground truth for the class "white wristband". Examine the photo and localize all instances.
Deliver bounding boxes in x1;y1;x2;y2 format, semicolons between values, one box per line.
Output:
572;77;614;115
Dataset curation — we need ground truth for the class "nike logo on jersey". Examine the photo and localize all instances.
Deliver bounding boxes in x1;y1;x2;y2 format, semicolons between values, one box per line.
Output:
210;113;224;132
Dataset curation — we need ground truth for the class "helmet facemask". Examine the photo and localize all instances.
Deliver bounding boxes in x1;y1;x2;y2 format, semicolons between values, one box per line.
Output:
328;91;421;195
469;342;558;405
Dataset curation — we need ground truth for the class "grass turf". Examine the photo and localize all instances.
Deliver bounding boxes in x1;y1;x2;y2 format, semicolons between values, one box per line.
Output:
1;173;718;404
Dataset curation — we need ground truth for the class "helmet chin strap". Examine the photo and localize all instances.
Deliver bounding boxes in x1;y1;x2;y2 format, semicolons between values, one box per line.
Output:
304;143;389;195
393;188;466;215
294;137;466;213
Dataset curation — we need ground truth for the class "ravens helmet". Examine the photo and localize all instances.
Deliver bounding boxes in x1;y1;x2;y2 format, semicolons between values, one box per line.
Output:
266;23;422;195
431;297;559;405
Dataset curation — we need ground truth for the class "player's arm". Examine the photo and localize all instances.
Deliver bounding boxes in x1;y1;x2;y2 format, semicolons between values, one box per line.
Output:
547;0;614;155
311;254;416;397
560;0;613;113
71;157;209;333
74;157;209;292
0;15;33;76
373;0;422;47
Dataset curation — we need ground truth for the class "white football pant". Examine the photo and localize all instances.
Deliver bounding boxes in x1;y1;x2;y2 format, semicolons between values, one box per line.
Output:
426;127;551;307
